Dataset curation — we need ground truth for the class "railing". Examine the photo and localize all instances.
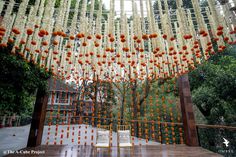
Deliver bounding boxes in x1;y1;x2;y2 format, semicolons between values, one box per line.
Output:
48;98;70;104
44;115;185;145
0;115;21;128
55;98;69;104
196;124;236;156
43;114;236;151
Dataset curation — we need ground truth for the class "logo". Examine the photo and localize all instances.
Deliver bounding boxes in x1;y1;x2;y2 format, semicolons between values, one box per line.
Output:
217;137;234;154
223;138;229;147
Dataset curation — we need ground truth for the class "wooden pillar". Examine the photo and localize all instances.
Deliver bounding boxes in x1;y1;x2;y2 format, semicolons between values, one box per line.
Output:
178;74;199;146
27;88;48;147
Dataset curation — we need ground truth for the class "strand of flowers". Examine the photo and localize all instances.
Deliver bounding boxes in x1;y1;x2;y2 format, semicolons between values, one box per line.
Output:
155;91;161;143
68;0;80;79
91;82;96;145
149;95;155;141
11;0;29;53
40;0;56;71
174;23;183;74
130;1;138;81
145;0;152;79
32;0;51;63
221;2;236;28
144;96;148;143
21;0;44;61
205;8;224;51
65;83;71;144
148;0;161;78
192;0;213;60
62;1;76;78
54;84;63;145
185;9;199;70
130;87;135;145
26;0;43;63
220;10;236;44
12;0;29;32
186;10;201;65
123;14;130;80
176;7;194;74
120;0;125;33
71;86;77;145
47;78;57;145
0;1;4;14
1;0;236;83
137;93;142;146
1;0;15;45
63;0;74;80
140;0;145;32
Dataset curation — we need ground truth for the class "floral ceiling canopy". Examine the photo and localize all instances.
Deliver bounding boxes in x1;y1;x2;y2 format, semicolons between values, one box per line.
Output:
0;0;235;83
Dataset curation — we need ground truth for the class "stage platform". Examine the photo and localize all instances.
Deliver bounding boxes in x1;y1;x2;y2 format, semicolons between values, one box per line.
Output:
4;145;222;157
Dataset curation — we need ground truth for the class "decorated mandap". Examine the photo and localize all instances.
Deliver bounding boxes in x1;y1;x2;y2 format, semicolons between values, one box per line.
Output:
0;0;235;156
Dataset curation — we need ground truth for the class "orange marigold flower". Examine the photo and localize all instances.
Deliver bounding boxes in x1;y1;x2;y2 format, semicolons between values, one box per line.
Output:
12;28;20;34
121;38;126;42
109;37;115;42
82;42;87;46
133;36;138;40
69;36;75;40
31;40;36;45
53;40;58;45
27;29;33;35
96;34;102;39
162;34;167;39
120;34;125;38
87;35;92;40
41;41;48;46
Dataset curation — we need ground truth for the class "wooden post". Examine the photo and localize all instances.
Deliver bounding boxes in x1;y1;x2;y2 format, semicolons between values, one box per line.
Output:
178;74;199;146
27;88;48;147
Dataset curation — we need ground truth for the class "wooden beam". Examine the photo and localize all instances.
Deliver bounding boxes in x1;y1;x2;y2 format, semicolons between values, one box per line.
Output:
196;124;236;130
27;87;48;147
178;74;199;146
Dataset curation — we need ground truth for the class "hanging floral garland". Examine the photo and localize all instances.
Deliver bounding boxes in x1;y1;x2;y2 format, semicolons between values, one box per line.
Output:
0;0;235;83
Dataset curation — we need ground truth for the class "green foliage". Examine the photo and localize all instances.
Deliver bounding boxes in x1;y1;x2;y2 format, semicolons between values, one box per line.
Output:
189;45;236;125
153;0;193;11
0;46;51;117
189;45;236;156
112;78;179;123
79;80;117;125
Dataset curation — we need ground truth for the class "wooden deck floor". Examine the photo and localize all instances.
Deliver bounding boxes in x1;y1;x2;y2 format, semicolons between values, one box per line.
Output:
4;145;222;157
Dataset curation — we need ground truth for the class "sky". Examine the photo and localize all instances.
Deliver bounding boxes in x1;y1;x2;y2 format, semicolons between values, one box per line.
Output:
103;0;150;16
102;0;236;18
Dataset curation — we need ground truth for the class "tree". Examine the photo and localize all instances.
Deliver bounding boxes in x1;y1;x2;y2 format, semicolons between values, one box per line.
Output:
76;78;117;126
0;45;50;121
189;46;236;125
189;45;236;154
153;0;193;12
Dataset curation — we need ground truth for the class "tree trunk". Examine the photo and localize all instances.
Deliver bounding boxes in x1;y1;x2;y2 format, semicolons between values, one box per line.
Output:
94;77;99;126
131;81;139;137
120;96;125;125
120;83;126;125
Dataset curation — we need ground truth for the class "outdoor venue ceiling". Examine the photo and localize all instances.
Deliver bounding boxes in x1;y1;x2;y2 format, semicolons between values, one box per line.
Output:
0;0;235;83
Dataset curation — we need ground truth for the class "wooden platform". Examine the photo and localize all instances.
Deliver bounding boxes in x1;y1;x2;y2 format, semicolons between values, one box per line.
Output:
4;145;222;157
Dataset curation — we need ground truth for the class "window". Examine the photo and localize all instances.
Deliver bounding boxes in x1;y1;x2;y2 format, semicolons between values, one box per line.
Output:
54;92;70;104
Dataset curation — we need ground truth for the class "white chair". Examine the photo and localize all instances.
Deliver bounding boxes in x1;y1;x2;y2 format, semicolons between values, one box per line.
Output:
95;125;111;148
117;125;132;147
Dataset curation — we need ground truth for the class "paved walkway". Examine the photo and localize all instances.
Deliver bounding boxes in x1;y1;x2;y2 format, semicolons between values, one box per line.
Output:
0;125;30;157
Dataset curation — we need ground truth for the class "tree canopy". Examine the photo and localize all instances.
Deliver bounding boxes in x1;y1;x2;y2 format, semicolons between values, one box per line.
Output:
189;45;236;125
0;46;50;117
